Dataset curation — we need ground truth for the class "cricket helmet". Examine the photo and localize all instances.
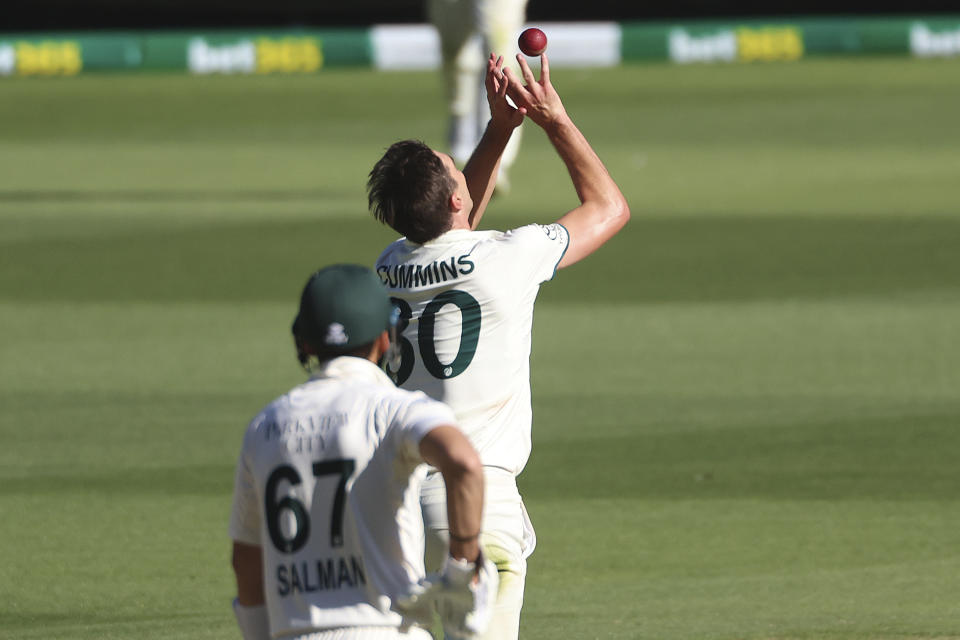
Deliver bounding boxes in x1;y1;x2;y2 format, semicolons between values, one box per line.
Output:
292;264;396;357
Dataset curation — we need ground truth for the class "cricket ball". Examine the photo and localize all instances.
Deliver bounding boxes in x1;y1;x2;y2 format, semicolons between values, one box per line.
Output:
518;28;547;57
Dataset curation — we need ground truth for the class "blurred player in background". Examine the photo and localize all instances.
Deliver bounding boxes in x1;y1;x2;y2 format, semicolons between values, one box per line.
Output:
427;0;529;192
229;264;497;640
367;54;630;639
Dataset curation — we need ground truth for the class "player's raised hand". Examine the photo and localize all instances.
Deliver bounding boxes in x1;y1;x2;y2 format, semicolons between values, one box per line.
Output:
485;54;525;130
503;53;568;129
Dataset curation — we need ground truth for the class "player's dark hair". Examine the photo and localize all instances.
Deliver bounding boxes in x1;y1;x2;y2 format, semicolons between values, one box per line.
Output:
295;336;376;371
367;140;456;244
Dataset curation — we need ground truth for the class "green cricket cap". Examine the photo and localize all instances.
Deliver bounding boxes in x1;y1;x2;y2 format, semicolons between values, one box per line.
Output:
292;264;395;354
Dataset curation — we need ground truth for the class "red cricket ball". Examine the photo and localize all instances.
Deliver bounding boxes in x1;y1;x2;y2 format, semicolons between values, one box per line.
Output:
518;28;548;57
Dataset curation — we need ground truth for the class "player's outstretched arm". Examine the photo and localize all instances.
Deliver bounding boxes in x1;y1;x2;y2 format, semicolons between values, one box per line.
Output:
504;53;630;269
462;54;526;230
418;425;484;562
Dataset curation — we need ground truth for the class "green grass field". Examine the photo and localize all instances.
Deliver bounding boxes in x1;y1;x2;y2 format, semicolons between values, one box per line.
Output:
2;56;959;639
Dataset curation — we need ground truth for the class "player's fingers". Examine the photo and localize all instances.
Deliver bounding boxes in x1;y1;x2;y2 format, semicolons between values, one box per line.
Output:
486;55;505;93
502;67;529;101
498;70;509;98
484;73;496;96
540;52;550;84
487;53;500;76
515;53;537;87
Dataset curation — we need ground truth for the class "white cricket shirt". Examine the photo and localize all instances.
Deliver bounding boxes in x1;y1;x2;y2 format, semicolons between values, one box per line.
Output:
229;356;456;637
375;223;569;476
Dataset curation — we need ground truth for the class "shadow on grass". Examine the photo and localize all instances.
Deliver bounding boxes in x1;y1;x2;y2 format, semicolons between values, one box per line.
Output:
0;188;335;203
2;215;959;304
0;611;221;637
522;407;960;502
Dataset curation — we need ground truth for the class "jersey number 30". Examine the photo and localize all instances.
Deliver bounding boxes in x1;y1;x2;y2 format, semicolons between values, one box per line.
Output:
388;290;481;385
265;459;355;553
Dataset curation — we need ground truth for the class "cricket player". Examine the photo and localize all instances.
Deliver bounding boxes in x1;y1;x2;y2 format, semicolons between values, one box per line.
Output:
229;264;498;640
427;0;529;191
366;54;630;639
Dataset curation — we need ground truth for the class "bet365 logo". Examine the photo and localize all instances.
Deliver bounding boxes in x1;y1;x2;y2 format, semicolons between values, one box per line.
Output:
669;27;804;64
0;41;82;76
188;37;323;74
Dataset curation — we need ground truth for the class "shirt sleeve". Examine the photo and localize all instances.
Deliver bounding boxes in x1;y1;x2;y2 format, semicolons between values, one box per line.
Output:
496;223;570;285
389;392;459;464
228;427;262;545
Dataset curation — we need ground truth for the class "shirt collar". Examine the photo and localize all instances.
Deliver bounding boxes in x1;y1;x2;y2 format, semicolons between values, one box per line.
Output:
407;227;476;247
309;355;395;387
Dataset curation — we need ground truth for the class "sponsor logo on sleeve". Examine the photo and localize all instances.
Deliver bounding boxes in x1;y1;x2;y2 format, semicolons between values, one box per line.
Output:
540;224;562;240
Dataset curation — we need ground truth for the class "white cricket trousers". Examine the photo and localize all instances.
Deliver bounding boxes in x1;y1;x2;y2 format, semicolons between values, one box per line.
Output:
421;467;535;640
426;0;529;167
289;626;432;640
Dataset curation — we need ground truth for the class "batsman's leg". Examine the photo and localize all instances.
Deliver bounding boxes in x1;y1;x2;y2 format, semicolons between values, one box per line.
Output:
477;533;525;640
476;0;530;191
421;470;532;640
427;0;484;165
